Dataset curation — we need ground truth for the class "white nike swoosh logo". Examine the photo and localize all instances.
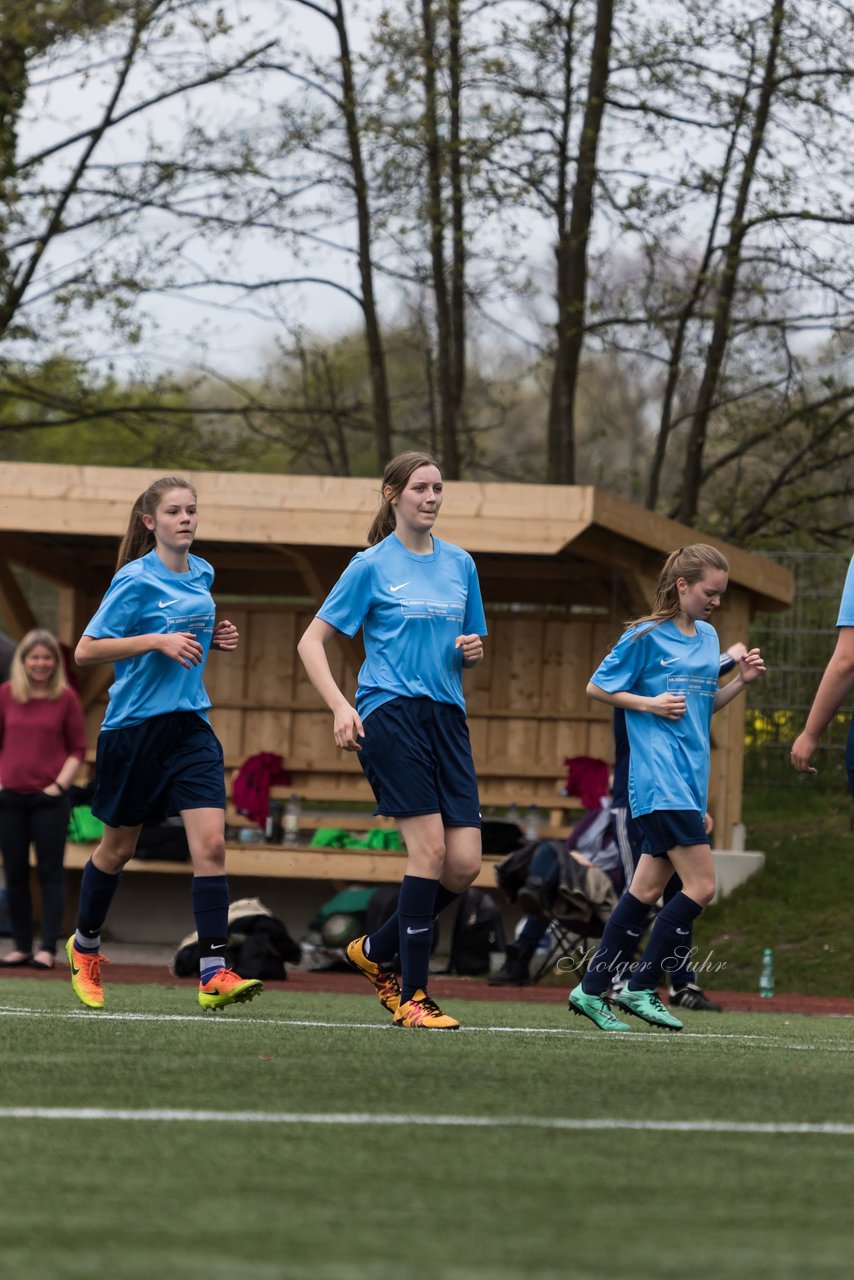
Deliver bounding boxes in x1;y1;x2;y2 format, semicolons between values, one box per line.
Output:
158;598;179;608
406;926;430;935
626;930;641;938
389;582;411;593
660;656;681;666
675;928;690;936
211;943;227;950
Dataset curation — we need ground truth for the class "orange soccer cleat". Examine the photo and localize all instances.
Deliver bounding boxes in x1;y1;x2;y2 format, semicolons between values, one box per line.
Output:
66;937;109;1010
198;968;263;1012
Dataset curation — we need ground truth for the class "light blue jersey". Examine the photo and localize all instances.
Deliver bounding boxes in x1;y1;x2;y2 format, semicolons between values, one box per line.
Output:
837;556;854;625
317;533;487;719
83;549;216;730
590;619;720;817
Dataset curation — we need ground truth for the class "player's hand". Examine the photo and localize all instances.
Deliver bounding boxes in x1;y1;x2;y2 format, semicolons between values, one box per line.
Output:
725;641;749;663
648;692;687;719
212;619;239;651
157;632;204;667
456;633;484;666
738;648;766;684
334;703;364;752
790;730;818;774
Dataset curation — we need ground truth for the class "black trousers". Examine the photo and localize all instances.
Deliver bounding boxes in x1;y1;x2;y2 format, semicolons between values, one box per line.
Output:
0;790;71;955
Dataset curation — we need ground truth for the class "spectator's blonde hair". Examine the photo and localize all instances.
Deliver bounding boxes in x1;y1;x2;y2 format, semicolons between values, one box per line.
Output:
629;544;729;630
367;452;441;546
9;629;68;702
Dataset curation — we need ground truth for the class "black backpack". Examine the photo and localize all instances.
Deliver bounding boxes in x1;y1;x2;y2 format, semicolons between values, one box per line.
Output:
448;888;506;976
173;912;301;980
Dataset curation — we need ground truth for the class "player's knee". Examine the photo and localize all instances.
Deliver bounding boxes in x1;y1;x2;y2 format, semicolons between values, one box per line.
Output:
408;838;447;879
630;885;661;907
686;877;716;907
444;854;481;891
95;835;137;873
192;835;226;874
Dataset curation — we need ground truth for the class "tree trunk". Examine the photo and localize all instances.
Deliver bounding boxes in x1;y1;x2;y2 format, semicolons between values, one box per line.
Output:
333;0;393;468
676;0;785;525
547;0;613;484
421;0;459;477
0;29;27;300
448;0;466;463
645;79;753;510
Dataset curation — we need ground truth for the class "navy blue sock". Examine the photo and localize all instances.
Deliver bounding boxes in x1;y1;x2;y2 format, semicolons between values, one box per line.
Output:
366;883;459;967
398;875;439;1002
192;875;230;981
662;875;696;985
433;884;459;917
75;859;122;952
628;891;703;991
581;892;651;996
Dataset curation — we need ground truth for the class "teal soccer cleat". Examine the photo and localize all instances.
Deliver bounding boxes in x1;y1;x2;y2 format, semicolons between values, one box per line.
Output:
568;985;632;1032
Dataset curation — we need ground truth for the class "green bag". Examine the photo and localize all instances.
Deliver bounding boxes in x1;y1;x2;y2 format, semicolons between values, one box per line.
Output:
67;805;104;843
309;826;403;851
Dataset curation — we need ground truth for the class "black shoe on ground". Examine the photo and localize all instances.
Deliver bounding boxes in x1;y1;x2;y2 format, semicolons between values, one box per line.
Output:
669;983;723;1012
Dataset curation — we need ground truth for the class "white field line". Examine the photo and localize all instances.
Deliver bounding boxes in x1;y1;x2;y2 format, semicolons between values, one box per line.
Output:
0;1107;852;1136
0;1004;852;1053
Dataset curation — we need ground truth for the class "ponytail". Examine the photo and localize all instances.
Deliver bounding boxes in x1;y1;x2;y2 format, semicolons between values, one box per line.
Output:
116;476;197;571
366;451;440;546
628;544;729;630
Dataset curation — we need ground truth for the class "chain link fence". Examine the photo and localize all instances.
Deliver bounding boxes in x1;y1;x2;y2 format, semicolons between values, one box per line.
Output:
747;551;852;789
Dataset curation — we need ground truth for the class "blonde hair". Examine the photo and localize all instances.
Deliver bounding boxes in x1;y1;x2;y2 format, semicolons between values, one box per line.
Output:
367;451;441;546
10;629;68;702
629;544;729;630
116;476;198;570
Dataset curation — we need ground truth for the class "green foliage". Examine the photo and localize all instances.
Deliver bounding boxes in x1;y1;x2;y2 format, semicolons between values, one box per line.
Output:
696;786;854;993
0;357;249;470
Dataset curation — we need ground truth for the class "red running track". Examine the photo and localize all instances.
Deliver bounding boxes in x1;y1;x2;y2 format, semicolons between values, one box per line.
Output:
3;964;853;1017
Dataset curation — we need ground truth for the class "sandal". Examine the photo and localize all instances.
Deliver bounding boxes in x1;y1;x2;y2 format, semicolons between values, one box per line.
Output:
30;952;56;970
0;951;34;967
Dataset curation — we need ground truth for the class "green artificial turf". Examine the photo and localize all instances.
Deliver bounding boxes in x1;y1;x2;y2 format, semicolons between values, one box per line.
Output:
694;785;854;994
1;981;852;1279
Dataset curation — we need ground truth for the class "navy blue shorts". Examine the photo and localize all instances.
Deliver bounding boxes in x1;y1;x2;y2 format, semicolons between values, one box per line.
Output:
357;697;480;827
636;809;708;857
92;711;225;828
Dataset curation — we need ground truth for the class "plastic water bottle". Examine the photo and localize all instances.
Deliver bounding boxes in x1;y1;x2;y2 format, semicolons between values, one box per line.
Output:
264;802;282;844
759;947;775;999
506;802;520;827
523;804;542;842
284;793;301;841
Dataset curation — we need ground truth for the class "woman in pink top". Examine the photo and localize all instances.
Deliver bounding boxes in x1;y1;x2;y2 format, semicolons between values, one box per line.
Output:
0;630;86;968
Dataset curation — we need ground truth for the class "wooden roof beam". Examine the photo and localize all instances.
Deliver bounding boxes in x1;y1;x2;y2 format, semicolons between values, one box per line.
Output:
0;532;105;596
0;556;39;639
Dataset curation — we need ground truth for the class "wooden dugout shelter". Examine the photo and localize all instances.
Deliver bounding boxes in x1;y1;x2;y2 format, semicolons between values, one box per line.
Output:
0;462;793;850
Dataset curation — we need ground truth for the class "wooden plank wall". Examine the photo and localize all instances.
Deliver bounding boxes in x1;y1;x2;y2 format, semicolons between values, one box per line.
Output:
75;594;750;833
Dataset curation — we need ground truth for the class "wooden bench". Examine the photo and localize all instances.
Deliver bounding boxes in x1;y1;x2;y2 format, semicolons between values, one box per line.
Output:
62;841;507;889
62;765;589;891
228;769;586;844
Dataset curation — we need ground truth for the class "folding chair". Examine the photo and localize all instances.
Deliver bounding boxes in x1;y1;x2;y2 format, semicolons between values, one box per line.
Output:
528;859;617;984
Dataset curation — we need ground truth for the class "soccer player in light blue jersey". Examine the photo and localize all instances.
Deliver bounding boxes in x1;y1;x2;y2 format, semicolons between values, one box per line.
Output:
791;556;854;784
568;544;765;1032
298;452;487;1029
66;476;262;1013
